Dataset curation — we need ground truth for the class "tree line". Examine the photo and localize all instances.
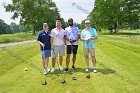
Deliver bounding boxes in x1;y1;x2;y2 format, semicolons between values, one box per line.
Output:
88;0;140;33
0;19;31;34
4;0;66;35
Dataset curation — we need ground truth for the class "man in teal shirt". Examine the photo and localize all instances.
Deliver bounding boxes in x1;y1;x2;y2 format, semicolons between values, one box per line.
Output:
81;19;97;73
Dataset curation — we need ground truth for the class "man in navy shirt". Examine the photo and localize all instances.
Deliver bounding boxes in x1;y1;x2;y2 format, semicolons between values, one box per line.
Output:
37;23;51;75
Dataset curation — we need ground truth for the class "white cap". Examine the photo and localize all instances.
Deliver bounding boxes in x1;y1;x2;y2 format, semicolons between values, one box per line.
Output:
85;20;90;24
43;23;48;26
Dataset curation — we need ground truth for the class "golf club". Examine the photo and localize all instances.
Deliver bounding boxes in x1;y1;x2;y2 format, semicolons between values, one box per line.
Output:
42;47;47;85
52;49;66;84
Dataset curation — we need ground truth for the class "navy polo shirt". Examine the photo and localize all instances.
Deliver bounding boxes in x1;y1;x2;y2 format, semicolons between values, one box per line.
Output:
37;30;51;51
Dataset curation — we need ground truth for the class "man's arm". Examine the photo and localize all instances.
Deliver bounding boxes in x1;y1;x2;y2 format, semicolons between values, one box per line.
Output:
37;41;45;47
90;28;97;40
51;36;54;49
90;36;97;40
80;30;87;41
64;35;69;41
76;34;80;40
37;32;45;47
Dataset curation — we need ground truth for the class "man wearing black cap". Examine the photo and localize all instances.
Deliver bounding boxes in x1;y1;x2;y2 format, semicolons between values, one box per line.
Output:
64;18;80;72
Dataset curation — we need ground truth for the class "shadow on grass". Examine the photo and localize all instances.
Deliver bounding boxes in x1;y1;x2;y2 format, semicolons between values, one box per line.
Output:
97;68;116;74
45;68;116;76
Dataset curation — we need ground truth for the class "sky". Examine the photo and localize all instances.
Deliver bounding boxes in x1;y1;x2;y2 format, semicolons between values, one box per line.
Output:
0;0;95;25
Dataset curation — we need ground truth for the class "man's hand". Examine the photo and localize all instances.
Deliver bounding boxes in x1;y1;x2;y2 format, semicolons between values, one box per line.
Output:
40;43;45;47
51;44;54;49
90;36;97;40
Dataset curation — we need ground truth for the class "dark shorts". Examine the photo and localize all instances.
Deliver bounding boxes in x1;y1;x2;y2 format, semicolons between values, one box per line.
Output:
66;45;78;54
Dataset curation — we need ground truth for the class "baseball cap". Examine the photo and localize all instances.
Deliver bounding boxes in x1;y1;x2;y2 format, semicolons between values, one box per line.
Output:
43;23;48;26
68;18;73;22
85;20;90;24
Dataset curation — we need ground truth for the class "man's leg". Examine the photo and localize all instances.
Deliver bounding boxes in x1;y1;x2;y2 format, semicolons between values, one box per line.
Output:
42;58;46;69
72;54;76;66
66;54;70;68
72;45;78;67
59;56;63;66
58;45;65;71
91;56;96;67
51;47;58;73
64;45;71;72
85;54;89;68
89;49;96;67
52;57;56;68
44;57;49;68
84;48;90;72
90;49;97;73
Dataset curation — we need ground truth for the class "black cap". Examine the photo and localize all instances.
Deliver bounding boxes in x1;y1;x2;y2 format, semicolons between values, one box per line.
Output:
68;18;73;22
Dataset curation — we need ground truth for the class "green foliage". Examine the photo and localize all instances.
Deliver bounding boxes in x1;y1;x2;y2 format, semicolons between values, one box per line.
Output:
10;22;31;33
89;0;140;32
5;0;66;34
0;19;13;34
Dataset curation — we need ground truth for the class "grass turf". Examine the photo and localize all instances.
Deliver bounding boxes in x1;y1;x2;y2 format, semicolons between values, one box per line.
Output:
0;34;140;93
0;32;36;44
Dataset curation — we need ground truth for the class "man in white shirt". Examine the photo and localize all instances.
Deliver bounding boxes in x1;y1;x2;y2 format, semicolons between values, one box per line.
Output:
64;18;80;72
50;20;65;73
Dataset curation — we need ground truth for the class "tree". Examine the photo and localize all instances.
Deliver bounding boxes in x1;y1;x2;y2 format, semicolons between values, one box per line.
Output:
5;0;66;35
10;22;31;33
89;0;140;33
0;19;12;34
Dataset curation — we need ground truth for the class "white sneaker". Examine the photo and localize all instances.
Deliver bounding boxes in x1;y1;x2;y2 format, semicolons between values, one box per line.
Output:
85;68;89;72
45;67;50;72
47;68;51;72
59;65;63;71
93;69;97;73
43;69;48;75
51;68;55;73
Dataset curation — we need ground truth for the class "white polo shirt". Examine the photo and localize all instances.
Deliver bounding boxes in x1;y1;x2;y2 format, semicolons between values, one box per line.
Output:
65;26;80;45
50;28;65;46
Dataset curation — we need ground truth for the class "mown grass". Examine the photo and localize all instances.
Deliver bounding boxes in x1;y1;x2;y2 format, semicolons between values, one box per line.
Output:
0;33;140;93
0;32;36;44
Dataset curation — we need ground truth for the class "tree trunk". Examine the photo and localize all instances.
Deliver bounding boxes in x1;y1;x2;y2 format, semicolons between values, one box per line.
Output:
114;21;119;33
32;24;35;35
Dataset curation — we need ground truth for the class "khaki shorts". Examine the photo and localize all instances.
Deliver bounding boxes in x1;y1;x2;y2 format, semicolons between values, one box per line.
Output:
83;48;95;57
52;45;65;58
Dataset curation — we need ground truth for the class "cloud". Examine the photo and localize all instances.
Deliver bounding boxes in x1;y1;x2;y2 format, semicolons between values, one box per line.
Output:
53;0;94;23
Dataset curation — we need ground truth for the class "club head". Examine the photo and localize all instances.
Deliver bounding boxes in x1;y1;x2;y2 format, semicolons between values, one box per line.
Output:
61;79;66;84
72;77;77;80
86;75;90;79
42;81;47;85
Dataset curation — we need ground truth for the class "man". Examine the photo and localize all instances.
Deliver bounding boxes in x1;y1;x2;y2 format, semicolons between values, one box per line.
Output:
50;20;65;73
81;19;97;73
64;18;80;72
37;23;51;75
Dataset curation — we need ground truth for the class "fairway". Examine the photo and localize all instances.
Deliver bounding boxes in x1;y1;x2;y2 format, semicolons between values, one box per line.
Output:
0;34;140;93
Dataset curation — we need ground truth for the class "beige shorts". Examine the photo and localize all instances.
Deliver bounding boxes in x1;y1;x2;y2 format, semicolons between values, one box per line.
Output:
52;45;65;58
83;48;95;57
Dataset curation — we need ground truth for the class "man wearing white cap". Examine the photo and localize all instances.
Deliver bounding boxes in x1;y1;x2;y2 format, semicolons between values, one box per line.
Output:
81;19;97;73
